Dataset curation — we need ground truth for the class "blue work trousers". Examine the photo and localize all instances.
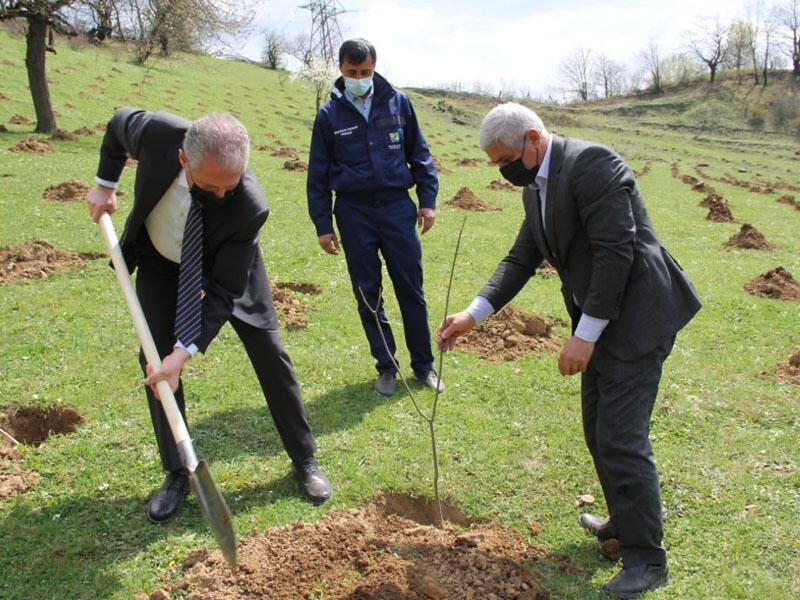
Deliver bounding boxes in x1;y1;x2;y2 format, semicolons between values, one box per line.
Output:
334;194;434;375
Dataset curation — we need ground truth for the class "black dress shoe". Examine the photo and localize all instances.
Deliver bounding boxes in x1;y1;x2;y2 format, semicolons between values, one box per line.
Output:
293;457;333;505
147;471;189;524
579;513;618;541
602;563;669;599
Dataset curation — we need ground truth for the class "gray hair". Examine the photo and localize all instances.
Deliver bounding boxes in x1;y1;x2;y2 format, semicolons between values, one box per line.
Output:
183;112;250;172
478;102;547;152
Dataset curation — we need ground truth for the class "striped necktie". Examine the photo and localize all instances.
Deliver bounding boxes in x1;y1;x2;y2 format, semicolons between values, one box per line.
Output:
174;199;203;347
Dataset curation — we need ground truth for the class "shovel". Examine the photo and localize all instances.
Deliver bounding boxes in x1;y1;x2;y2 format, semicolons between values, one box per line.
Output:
99;213;237;569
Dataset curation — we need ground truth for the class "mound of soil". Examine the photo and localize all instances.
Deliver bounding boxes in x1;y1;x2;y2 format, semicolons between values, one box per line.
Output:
744;267;800;302
270;281;320;329
146;494;553;600
283;159;308;172
52;129;78;142
9;138;54;154
458;305;563;362
433;156;453;175
43;179;92;202
488;179;516;192
445;187;501;212
723;223;775;250
0;444;40;501
456;158;482;167
9;114;33;126
0;239;90;284
702;195;735;222
267;146;299;159
775;348;800;385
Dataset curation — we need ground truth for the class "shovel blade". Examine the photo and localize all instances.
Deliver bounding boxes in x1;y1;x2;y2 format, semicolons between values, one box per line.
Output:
190;461;237;569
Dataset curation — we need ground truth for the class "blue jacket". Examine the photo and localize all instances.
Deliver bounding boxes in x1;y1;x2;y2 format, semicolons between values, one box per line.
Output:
306;72;438;236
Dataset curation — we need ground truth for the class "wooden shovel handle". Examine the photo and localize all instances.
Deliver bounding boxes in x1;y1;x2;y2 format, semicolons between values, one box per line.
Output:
99;213;192;451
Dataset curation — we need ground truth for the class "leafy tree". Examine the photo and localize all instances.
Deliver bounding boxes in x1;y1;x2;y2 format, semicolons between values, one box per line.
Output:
0;0;77;133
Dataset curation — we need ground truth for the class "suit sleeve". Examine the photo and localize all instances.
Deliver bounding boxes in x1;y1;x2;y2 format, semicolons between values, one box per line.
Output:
479;215;543;312
96;108;151;182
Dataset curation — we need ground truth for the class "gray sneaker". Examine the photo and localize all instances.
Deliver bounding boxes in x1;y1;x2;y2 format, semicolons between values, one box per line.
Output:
374;372;397;396
414;370;445;393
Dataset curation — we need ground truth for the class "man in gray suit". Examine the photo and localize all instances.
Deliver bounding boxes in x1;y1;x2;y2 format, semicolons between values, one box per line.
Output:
437;102;700;599
86;108;332;523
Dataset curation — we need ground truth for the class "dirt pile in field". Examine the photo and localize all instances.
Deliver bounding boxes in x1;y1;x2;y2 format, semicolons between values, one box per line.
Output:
0;405;83;501
488;179;516;192
0;239;96;284
144;493;554;600
43;179;92;202
9;137;54;153
775;348;800;385
270;281;320;329
723;223;775;250
744;267;800;302
445;187;502;212
457;305;563;362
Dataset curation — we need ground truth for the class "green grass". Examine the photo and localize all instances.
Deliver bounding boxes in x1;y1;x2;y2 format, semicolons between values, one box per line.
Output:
2;27;800;599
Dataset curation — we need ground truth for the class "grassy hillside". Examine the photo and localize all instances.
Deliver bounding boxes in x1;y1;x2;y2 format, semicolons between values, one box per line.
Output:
1;26;799;599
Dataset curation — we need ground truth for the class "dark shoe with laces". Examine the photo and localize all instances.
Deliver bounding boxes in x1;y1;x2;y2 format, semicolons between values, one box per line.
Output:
579;512;618;541
602;563;669;598
414;369;445;393
293;457;332;505
147;470;189;524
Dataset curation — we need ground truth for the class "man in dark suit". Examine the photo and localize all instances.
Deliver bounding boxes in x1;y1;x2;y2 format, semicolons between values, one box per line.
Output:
86;108;332;523
437;102;701;599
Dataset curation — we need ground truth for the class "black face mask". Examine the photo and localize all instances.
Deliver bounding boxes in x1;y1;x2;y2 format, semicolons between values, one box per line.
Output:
190;184;235;205
500;158;539;187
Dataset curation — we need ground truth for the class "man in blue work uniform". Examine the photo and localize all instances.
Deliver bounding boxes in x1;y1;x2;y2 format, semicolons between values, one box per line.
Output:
307;38;443;397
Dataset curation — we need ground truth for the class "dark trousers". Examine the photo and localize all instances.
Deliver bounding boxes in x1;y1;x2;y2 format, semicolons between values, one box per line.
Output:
334;195;434;375
135;236;316;474
581;336;675;567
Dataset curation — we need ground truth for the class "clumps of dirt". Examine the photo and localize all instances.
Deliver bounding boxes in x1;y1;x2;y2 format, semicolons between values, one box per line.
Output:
43;179;91;202
700;193;736;222
72;127;97;136
458;305;563;362
0;443;40;501
266;146;299;159
9;114;34;126
633;162;651;178
488;179;516;192
723;223;775;250
146;493;553;600
9;138;54;154
433;156;453;175
0;239;97;284
744;267;800;302
456;158;482;167
51;129;78;142
283;159;308;171
445;187;502;212
270;281;320;329
775;348;800;385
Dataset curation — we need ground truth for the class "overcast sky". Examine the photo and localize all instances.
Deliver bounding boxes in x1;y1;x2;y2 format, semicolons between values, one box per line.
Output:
241;0;751;99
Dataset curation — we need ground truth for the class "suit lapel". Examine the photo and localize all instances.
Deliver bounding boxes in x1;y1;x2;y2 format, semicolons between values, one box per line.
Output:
542;136;565;265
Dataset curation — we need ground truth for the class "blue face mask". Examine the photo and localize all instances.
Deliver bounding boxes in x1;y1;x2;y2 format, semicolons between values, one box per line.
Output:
344;76;373;98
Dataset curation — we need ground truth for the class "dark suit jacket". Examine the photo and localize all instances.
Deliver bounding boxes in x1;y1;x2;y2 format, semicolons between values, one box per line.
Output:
97;107;276;353
480;135;701;361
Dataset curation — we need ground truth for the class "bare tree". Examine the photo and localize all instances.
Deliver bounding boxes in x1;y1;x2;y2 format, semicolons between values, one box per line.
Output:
261;28;287;69
639;37;663;93
684;18;728;83
0;0;77;133
727;19;753;83
777;0;800;76
594;52;626;98
559;46;594;101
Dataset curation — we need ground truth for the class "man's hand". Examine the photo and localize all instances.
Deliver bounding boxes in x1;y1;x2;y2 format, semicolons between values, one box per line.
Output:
318;233;340;255
557;335;595;376
86;185;118;223
143;347;191;400
418;207;436;234
436;310;476;352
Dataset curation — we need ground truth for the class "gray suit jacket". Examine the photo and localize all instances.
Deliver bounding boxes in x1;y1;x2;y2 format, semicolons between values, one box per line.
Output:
96;108;277;353
480;135;701;361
